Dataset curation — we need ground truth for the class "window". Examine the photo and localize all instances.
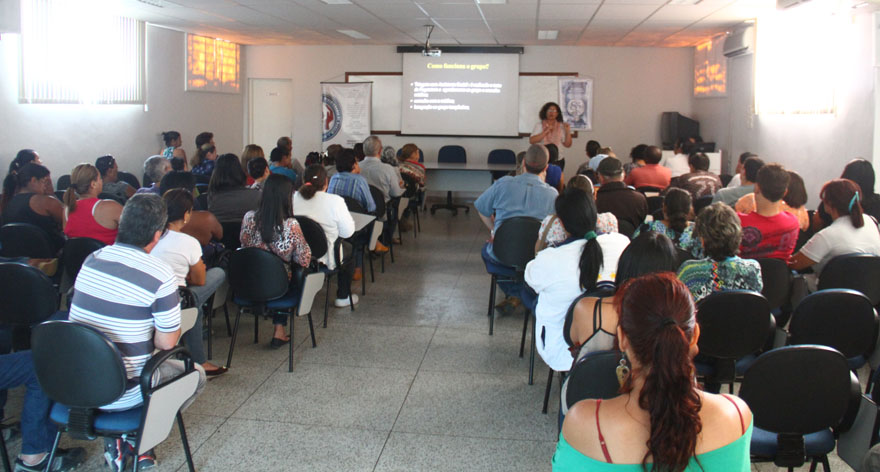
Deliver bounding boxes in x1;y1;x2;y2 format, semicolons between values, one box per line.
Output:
186;34;240;93
755;2;843;115
19;0;145;104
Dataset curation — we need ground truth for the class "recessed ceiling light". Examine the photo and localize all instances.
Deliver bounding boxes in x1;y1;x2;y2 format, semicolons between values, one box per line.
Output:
322;0;353;4
338;29;370;39
537;30;558;40
667;0;701;4
476;0;507;4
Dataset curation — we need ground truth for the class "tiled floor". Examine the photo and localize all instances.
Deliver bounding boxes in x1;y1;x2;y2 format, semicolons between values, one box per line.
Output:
3;207;860;471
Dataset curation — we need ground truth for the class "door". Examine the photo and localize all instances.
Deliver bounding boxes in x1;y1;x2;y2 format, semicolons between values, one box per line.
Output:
249;78;294;153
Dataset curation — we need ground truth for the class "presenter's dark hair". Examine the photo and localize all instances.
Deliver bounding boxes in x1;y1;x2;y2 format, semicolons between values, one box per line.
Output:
539;102;563;122
555;187;603;292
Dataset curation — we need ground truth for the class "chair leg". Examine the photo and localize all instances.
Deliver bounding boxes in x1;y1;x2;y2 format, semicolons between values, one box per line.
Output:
389;237;395;263
177;412;196;472
206;305;213;360
487;274;497;335
289;312;295;373
43;431;62;472
307;312;317;348
808;459;818;472
542;368;554;414
520;309;529;358
226;309;242;368
361;251;367;296
323;277;331;329
529;322;536;385
253;308;259;344
381;252;386;273
0;426;10;472
223;303;232;337
369;251;375;282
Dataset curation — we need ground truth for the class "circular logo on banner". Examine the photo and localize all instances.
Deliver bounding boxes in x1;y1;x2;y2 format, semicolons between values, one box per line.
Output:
322;94;342;142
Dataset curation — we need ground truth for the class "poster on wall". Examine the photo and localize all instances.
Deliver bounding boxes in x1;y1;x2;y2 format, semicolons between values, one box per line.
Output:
558;77;592;131
321;82;372;151
693;34;727;98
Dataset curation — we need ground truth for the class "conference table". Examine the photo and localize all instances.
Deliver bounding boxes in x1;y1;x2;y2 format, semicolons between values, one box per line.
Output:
424;162;516;214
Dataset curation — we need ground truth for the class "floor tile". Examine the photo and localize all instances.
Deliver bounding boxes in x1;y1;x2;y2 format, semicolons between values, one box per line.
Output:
296;323;435;371
420;327;532;376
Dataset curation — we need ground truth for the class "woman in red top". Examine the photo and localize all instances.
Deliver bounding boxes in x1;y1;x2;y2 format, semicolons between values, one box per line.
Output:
63;163;123;245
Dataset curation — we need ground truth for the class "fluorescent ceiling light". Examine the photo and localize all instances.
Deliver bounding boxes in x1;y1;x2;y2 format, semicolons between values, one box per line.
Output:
338;29;370;39
667;0;701;4
322;0;353;4
136;0;164;6
477;0;507;4
537;30;558;40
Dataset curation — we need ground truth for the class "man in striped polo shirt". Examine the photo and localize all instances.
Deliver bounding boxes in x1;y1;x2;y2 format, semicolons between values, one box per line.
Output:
69;194;205;471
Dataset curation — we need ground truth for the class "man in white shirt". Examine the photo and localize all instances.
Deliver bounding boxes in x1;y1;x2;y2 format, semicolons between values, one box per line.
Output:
660;138;691;178
726;151;758;188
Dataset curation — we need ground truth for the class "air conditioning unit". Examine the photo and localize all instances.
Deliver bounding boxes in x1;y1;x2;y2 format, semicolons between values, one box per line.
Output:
723;26;755;57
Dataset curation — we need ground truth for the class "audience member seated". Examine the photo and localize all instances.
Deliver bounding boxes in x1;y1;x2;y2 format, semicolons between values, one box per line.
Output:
544;144;565;192
191;143;217;178
713;157;764;206
1;163;64;254
736;164;800;260
841;158;880;221
735;169;809;231
152;189;227;377
269;146;298;183
725;152;758;189
554;272;752;471
69;194;206;470
477;144;558;313
240;144;265;187
170;156;188;172
324;144;342;178
359;136;404;205
380;145;399;167
161;130;186;160
678;203;762;302
62;163;122;245
195;131;214;149
207;154;261;224
247;157;270;191
397;143;426;196
623;144;647;178
537;175;618;252
94;155;135;203
240;174;311;347
667;152;722;200
1;351;86;471
660;137;691;178
632;188;701;257
567;232;679;361
789;178;880;290
137;155;171;195
595;157;648;233
159;171;222;248
293;165;357;308
525;186;629;372
1;149;42;214
575;140;602;176
328;149;378;214
277;136;304;177
625;146;670;189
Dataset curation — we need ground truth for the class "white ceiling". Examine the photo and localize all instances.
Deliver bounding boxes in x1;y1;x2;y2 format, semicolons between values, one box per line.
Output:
113;0;777;47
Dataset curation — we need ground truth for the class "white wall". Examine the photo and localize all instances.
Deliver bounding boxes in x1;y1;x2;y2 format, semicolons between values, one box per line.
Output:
692;10;876;205
0;25;245;182
245;45;694;172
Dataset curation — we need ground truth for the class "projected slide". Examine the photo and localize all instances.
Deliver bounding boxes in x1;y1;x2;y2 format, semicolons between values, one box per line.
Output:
401;53;520;137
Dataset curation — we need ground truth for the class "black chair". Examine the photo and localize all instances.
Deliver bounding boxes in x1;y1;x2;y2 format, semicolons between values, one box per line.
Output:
486;217;542;337
56;175;71;191
294;215;354;328
61;237;105;282
227;248;316;372
0;262;59;341
693;194;714;215
560;350;622;418
757;257;793;326
788;289;878;371
818;254;880;306
342;197;374;295
430;145;470;215
195;183;209;195
368;185;390;270
31;321;198;472
741;345;860;471
488;149;515;181
636;185;663;195
117;171;140;190
195;193;208;212
694;290;775;393
617;220;636;238
0;223;55;258
646;195;664;218
400;173;421;237
220;221;242;251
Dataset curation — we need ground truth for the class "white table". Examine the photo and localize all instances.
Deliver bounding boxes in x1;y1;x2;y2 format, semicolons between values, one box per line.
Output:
350;212;376;232
424;162;516;214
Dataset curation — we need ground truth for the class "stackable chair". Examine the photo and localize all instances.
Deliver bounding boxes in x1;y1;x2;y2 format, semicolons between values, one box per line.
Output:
220;221;242;251
430;145;470;215
756;257;793;328
693;194;714;215
61;237;106;281
294;215;354;328
817;254;880;306
0;223;55;259
559;350;622;420
488;149;516;181
117;172;141;190
31;321;199;472
369;185;392;269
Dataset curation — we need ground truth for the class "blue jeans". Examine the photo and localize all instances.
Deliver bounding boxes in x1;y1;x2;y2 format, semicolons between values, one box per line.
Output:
0;351;55;454
181;268;226;364
481;243;522;300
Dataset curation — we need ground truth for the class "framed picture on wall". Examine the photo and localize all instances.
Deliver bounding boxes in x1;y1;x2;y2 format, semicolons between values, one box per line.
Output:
558;77;592;131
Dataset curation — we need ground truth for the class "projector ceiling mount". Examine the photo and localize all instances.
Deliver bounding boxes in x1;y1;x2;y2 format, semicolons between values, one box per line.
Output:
422;24;441;57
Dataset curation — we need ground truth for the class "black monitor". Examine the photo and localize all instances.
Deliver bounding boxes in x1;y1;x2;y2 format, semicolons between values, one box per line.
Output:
661;112;700;150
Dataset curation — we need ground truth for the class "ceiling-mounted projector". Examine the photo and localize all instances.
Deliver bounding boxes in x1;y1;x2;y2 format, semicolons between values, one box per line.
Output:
422;48;441;57
420;25;440;57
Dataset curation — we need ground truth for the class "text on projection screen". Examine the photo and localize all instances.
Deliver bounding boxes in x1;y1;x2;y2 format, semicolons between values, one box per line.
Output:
401;53;520;137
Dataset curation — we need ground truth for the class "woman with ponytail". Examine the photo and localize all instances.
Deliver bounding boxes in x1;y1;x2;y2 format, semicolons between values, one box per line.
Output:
62;163;122;245
1;149;41;214
1;163;65;254
554;272;752;471
632;188;701;257
789;178;880;289
161;131;186;160
525;186;630;372
293;165;357;307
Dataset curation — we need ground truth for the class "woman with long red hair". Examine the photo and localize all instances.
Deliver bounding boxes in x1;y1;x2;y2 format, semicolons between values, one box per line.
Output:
553;273;752;471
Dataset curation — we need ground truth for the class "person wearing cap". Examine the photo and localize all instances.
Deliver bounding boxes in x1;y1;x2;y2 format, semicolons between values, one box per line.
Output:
595;156;648;235
624;145;671;190
95;155;135;203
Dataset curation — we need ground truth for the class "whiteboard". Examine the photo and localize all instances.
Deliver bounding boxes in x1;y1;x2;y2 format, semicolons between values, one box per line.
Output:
348;73;576;135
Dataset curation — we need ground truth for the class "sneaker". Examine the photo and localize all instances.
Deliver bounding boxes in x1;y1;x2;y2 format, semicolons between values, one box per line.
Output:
136;450;157;470
373;241;390;254
15;447;86;472
104;438;128;472
334;294;359;308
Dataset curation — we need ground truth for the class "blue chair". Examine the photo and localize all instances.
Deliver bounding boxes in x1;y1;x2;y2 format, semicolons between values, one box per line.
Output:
430;145;470;215
31;321;199;472
741;345;860;471
488;149;515;181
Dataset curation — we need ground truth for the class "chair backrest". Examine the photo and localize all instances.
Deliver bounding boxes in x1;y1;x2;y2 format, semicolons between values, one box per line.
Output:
488;149;516;165
438;145;466;164
227;248;290;302
294;215;328;263
62;237;106;281
646;195;664;216
757;257;793;312
636;186;663;196
617;219;636;238
563;350;622;413
0;223;56;258
396;197;410;221
696;290;774;359
400;173;419;198
56;174;71;191
789;289;878;359
117;171;140;190
0;262;59;325
693;194;714;215
740;345;859;435
195;193;208;212
343;197;367;214
31;320;128;408
220;221;242;251
98;192;125;205
818;254;880;305
368;185;386;218
492;217;542;271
